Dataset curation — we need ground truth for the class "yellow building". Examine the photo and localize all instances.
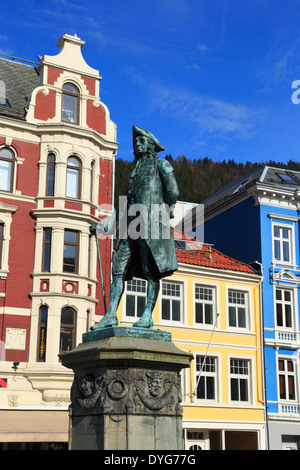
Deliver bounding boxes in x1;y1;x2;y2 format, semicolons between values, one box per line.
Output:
117;236;266;450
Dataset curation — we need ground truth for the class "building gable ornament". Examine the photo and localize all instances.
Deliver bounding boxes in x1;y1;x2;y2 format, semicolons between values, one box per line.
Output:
272;267;300;284
250;185;300;208
41;34;100;80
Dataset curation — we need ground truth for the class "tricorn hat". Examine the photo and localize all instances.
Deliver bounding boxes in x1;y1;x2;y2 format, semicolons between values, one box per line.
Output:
132;126;165;152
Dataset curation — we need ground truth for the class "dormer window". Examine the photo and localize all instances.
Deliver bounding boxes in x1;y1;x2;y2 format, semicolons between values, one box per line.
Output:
277;173;298;185
62;83;79;124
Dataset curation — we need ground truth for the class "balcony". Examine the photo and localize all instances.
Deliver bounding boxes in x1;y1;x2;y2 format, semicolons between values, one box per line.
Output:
265;327;300;348
279;404;300;416
276;330;297;343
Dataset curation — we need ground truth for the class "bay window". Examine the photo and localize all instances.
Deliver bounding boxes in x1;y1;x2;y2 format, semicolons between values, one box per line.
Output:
66;156;81;199
63;229;79;273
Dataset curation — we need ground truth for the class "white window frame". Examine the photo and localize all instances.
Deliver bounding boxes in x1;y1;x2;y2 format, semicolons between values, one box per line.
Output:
228;356;253;405
272;222;295;267
122;277;147;322
185;430;210;451
159;278;186;326
277;355;298;403
274;286;296;330
193;281;219;329
0;201;17;277
0;146;19;194
66;156;81;200
194;353;220;404
226;286;252;332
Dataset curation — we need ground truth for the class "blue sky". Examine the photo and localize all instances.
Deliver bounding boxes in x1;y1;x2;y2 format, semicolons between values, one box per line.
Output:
2;0;300;164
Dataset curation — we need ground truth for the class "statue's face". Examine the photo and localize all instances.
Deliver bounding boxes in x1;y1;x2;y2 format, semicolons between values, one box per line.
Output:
79;376;94;397
134;135;148;156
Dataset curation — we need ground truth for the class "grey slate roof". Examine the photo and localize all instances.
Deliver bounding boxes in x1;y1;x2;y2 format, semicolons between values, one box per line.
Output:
0;57;40;120
204;166;300;215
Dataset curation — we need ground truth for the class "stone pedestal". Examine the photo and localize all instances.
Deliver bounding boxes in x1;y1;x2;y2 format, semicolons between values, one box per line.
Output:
60;327;192;450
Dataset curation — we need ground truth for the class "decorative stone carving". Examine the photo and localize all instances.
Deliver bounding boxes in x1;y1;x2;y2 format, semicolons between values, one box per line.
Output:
107;375;128;401
71;374;104;410
60;331;193;450
134;372;175;412
70;369;182;416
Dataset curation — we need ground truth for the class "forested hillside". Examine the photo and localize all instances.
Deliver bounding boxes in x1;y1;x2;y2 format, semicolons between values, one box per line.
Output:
114;156;300;206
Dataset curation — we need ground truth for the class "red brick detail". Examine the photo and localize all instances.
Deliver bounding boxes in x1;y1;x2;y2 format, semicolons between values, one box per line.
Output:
44;200;54;208
0;279;6;294
40;280;49;292
90;207;96;216
2;198;35;309
86;99;106;135
47;66;63;85
12;140;39;197
81;75;96;96
62;280;78;294
87;284;92;297
34;88;56;121
65;201;82;211
98;158;113;207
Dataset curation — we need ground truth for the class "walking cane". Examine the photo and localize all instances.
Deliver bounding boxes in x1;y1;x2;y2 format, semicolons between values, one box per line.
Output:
90;226;107;315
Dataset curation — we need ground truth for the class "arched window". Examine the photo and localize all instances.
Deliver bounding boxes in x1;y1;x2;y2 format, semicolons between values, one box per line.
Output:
66;156;81;199
90;160;95;202
62;83;79;124
46;153;55;196
42;228;52;272
0;148;14;192
60;307;76;353
37;305;48;362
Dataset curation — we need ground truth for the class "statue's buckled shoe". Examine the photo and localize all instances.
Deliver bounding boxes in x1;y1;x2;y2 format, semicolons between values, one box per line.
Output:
91;314;118;330
133;313;153;329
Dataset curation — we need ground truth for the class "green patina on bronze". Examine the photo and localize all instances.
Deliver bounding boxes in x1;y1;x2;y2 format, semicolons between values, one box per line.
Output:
83;326;171;343
90;126;179;332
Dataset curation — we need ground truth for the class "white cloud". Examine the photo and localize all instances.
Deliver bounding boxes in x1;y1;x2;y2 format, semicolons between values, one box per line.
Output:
146;81;264;139
196;43;210;53
122;66;264;140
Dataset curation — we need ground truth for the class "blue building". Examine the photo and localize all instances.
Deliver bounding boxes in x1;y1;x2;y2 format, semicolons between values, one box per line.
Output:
196;166;300;450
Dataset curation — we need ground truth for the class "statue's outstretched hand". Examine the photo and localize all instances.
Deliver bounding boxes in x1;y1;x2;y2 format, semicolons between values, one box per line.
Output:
90;213;116;236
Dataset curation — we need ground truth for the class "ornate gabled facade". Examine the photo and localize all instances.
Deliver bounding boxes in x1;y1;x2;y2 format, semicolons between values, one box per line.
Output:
196;165;300;450
0;34;117;449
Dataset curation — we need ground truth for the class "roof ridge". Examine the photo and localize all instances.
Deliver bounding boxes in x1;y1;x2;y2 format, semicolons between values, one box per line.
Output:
0;54;39;67
175;246;256;274
209;246;252;266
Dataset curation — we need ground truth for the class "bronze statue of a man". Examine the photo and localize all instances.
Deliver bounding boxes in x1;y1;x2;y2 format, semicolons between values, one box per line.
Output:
91;126;179;329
